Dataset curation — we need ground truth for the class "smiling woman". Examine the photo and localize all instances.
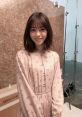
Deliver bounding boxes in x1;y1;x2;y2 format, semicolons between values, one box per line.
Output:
16;12;64;117
0;1;64;117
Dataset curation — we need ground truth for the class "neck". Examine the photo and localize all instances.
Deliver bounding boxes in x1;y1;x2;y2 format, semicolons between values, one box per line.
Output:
36;45;43;52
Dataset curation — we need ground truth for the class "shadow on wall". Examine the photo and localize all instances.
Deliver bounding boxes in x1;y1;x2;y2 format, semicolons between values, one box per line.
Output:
0;0;64;89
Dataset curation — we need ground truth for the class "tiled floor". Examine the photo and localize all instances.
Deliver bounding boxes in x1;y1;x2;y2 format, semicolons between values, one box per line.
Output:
64;60;82;109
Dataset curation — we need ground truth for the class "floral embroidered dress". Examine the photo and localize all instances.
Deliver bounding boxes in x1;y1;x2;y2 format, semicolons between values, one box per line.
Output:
16;49;64;117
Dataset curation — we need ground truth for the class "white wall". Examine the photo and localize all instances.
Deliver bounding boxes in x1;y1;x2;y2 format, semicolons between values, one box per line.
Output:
57;0;65;6
64;0;82;62
49;0;82;62
64;0;77;61
77;0;82;62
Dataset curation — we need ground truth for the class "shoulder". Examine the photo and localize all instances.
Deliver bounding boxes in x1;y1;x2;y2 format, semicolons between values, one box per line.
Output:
16;49;28;56
16;49;25;56
49;50;59;59
16;49;29;61
48;50;60;64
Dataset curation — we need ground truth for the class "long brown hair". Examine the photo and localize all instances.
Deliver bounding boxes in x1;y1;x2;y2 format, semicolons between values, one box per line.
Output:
24;12;53;52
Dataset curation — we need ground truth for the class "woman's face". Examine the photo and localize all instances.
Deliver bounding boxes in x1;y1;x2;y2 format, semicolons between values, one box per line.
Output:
30;24;47;49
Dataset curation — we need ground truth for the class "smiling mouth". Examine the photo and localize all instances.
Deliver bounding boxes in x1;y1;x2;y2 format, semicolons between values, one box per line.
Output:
36;38;43;41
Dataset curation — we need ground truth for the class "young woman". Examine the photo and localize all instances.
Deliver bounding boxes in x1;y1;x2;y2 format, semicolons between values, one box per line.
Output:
16;12;64;117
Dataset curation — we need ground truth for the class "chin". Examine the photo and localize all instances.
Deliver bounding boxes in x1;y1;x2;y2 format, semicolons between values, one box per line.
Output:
36;43;43;46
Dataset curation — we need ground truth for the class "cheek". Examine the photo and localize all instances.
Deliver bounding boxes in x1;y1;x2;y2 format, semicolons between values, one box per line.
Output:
30;32;32;37
43;32;47;38
30;32;34;39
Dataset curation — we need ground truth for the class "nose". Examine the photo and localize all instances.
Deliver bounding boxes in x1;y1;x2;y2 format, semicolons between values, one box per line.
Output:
36;30;41;36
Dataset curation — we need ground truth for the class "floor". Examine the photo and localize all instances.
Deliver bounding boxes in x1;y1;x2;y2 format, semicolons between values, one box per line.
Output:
64;60;82;109
62;102;82;117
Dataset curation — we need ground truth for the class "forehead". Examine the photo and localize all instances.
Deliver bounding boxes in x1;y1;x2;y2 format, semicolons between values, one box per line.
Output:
31;19;45;28
31;24;44;29
31;23;43;28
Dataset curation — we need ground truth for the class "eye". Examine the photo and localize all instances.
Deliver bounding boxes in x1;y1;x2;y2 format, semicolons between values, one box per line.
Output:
30;28;36;32
40;28;46;31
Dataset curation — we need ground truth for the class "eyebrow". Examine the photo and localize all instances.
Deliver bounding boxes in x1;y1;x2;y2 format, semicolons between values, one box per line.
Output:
31;26;45;29
31;26;36;28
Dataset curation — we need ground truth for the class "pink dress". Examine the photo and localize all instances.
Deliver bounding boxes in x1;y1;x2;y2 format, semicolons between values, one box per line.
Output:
16;49;64;117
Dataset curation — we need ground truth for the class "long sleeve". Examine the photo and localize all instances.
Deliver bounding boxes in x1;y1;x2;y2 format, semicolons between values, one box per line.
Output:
16;51;43;117
52;54;64;117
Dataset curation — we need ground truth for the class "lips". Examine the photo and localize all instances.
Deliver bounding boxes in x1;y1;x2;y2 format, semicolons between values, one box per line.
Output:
35;38;43;41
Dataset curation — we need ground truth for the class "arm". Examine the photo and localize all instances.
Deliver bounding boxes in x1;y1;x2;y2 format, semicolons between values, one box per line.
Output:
52;54;64;117
16;51;43;117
